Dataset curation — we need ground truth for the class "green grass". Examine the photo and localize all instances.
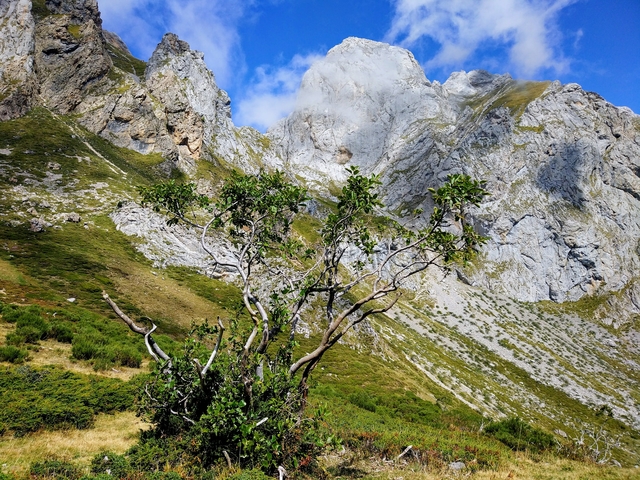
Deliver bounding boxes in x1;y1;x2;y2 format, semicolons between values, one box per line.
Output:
465;81;551;119
66;24;82;39
0;108;170;195
30;0;50;19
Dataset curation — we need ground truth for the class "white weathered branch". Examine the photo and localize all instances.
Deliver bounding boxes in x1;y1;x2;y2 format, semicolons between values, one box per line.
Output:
201;318;226;376
103;291;170;362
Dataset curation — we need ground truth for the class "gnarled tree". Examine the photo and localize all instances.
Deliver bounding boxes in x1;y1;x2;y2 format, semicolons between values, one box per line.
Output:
104;167;488;469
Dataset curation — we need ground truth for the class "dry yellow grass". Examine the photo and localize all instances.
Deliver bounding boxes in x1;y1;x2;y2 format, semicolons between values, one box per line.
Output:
324;453;640;480
0;411;149;477
27;339;150;380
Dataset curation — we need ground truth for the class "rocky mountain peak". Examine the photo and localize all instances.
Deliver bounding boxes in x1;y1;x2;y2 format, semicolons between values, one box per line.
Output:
43;0;101;26
148;32;191;61
268;36;640;311
442;69;512;98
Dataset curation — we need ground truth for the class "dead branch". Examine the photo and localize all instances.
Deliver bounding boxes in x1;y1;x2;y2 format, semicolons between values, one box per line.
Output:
102;291;170;362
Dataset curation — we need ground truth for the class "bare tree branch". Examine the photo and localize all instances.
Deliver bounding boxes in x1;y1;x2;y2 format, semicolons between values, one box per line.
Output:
102;291;170;362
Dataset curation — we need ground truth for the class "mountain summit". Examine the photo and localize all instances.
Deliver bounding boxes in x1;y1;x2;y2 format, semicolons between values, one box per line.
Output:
269;37;640;309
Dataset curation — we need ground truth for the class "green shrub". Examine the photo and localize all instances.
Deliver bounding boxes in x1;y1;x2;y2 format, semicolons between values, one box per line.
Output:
0;365;136;435
0;345;28;363
50;323;74;343
30;458;82;479
14;325;44;344
90;451;130;478
1;304;41;323
109;346;143;368
348;391;377;412
146;473;183;480
484;417;555;452
16;311;50;334
71;335;101;360
227;469;271;480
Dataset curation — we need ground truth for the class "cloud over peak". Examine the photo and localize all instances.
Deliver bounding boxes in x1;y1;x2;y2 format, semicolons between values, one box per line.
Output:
386;0;578;77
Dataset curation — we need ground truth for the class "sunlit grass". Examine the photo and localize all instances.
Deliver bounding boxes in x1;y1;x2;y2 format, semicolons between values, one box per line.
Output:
0;412;149;477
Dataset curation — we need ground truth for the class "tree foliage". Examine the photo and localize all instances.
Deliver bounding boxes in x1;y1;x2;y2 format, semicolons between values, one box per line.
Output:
110;167;489;471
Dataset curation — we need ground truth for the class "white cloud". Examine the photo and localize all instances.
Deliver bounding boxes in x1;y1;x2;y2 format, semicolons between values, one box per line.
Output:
98;0;251;86
386;0;579;77
236;54;322;131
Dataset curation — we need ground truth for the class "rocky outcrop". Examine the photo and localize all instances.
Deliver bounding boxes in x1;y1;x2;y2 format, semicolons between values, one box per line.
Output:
269;37;640;309
34;7;111;113
0;0;272;174
0;0;36;120
102;30;131;56
144;33;229;171
44;0;101;25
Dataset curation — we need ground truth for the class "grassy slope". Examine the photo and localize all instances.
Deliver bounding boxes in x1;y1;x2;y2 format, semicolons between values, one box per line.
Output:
0;109;639;478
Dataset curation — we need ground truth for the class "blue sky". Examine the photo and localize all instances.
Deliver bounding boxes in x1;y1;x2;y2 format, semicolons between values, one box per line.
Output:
99;0;640;132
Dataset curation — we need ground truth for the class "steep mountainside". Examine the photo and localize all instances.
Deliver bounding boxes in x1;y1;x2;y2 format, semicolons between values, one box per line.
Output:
1;0;639;470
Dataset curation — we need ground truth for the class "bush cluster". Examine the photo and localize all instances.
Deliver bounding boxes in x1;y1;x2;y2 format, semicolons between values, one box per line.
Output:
0;302;160;370
0;365;138;436
484;417;555;453
0;345;28;363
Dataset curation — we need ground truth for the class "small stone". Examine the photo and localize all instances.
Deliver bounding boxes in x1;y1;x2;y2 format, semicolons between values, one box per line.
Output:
27;207;38;216
66;212;82;223
29;217;47;232
449;461;465;471
47;162;61;170
66;298;76;303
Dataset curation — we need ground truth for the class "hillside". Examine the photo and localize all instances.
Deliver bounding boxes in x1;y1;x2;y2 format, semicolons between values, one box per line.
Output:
0;0;639;478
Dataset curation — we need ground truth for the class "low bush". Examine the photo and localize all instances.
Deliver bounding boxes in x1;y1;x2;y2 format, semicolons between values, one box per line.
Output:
0;365;137;435
30;458;82;480
90;451;130;478
0;301;159;370
0;345;28;363
484;417;555;453
50;323;74;343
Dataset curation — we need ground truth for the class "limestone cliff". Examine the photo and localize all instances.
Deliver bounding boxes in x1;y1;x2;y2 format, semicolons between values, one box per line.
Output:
0;0;36;120
269;38;640;311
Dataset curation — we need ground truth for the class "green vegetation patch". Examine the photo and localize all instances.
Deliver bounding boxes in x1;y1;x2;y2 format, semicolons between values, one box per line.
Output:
538;292;609;320
30;0;51;19
66;24;82;39
0;364;138;436
0;301;176;371
466;81;551;119
106;43;148;79
0;108;170;195
484;417;555;453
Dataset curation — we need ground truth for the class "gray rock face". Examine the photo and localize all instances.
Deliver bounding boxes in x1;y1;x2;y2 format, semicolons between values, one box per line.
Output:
102;30;131;56
269;37;640;310
44;0;100;25
144;33;230;171
34;10;111;113
0;0;36;119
